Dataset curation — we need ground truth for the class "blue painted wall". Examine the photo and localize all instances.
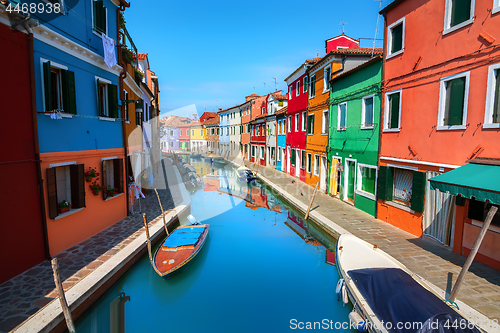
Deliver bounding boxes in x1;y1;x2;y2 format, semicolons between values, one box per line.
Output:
276;115;287;171
219;112;229;144
34;40;123;153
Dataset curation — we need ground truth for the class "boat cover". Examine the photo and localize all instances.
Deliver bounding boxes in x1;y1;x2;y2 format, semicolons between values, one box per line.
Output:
348;268;480;333
162;227;204;248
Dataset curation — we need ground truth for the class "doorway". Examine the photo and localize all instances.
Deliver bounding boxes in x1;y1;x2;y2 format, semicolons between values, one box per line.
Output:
344;159;356;204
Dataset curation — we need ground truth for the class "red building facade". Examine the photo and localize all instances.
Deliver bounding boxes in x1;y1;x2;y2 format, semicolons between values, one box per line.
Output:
250;95;268;165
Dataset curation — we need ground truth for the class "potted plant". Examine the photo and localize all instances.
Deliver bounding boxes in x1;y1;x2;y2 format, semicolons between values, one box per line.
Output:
58;200;72;214
106;185;118;197
84;167;99;182
134;67;144;84
122;47;135;64
89;180;103;195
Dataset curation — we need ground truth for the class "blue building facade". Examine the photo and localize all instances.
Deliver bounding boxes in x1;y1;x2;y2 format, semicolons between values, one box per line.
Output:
32;0;130;256
276;108;287;172
218;108;230;155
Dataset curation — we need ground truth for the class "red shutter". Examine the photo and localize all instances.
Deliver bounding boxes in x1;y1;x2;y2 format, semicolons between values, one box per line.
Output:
46;167;58;219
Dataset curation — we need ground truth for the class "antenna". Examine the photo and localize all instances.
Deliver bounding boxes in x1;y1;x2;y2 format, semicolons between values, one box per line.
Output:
372;0;383;57
340;20;347;34
316;49;319;57
253;87;255;93
263;82;266;91
273;77;277;91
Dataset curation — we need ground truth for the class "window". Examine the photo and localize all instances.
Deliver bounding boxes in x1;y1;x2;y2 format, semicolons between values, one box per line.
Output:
269;103;273;114
309;75;316;98
444;0;474;34
307;113;315;134
257;126;260;136
179;129;183;136
485;64;500;128
200;129;203;136
338;103;347;130
289;85;293;99
271;147;275;160
170;130;174;136
387;17;405;58
362;96;375;129
192;130;195;136
170;142;174;148
135;100;143;126
245;144;248;153
279;100;283;107
468;199;500;228
291;149;296;166
322;110;329;134
384;90;402;131
314;155;319;175
96;77;118;118
46;164;85;219
277;148;281;161
438;72;469;130
307;153;312;173
324;65;331;92
123;90;129;121
260;147;265;160
102;158;124;200
301;150;305;169
262;107;266;114
42;60;77;114
252;145;255;157
288;116;291;132
377;166;426;213
494;0;500;14
296;81;300;96
356;164;377;200
303;76;308;93
295;114;299;132
301;111;306;131
92;0;107;35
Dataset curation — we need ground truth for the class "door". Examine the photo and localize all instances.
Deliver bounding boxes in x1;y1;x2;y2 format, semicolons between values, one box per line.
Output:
296;151;300;177
287;147;291;173
281;148;286;172
320;156;327;192
344;160;355;203
329;159;339;196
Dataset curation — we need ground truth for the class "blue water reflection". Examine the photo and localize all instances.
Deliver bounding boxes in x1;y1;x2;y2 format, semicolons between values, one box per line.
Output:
72;159;354;333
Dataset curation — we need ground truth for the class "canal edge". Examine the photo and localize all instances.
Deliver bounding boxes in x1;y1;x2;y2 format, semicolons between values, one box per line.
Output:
13;159;192;333
234;160;498;333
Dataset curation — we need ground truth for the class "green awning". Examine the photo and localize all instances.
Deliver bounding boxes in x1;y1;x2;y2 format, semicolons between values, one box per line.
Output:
429;163;500;205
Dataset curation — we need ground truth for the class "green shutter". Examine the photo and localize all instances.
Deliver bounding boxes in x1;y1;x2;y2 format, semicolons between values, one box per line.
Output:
410;171;426;213
450;0;471;27
62;70;76;114
96;79;101;116
377;166;393;201
108;84;118;118
445;77;465;126
391;23;403;53
43;61;52;112
46;167;58;219
389;93;400;129
70;164;86;209
492;70;500;123
93;0;106;33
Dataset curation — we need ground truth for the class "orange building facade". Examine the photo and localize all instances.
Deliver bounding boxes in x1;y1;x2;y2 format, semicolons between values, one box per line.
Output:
379;0;500;269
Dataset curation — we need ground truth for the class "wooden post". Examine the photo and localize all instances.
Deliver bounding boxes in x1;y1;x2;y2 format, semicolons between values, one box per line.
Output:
448;205;498;302
154;188;169;236
51;258;76;333
255;163;260;175
143;213;153;264
304;182;319;220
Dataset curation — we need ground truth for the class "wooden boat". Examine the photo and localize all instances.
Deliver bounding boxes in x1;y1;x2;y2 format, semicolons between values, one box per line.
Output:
212;158;230;167
190;153;202;158
335;234;481;333
236;166;256;182
153;224;209;278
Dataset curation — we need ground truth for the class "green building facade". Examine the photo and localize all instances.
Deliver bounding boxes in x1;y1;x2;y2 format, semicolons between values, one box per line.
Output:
327;57;382;216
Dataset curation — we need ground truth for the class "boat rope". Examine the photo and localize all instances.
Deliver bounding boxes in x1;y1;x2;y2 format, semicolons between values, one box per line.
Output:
445;299;460;310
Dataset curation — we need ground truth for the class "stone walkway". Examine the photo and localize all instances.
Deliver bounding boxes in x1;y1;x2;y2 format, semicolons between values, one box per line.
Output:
245;160;500;323
0;159;182;333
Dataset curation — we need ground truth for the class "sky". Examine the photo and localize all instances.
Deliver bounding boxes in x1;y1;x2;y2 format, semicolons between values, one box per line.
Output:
124;0;392;119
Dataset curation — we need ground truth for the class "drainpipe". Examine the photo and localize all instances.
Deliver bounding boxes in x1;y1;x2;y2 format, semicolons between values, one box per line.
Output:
118;5;130;214
27;28;51;259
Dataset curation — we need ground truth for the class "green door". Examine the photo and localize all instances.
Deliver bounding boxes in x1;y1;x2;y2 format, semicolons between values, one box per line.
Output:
347;161;355;202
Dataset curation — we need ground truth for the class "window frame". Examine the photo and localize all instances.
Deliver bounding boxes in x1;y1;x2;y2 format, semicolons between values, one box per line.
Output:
355;163;378;200
313;154;320;176
322;109;329;134
296;81;300;96
303;76;308;93
494;0;500;14
323;65;331;93
295;114;299;132
361;95;375;129
484;62;500;128
383;89;402;132
386;17;405;59
309;74;316;99
288;116;291;132
437;71;470;130
301;111;306;131
337;102;347;131
92;0;108;37
289;85;293;100
307;153;312;173
307;113;315;135
443;0;475;35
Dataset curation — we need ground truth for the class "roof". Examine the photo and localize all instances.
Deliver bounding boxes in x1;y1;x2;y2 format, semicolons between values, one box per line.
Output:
284;58;322;83
380;0;405;14
275;106;288;116
325;33;360;43
305;57;322;64
330;56;382;83
246;93;260;98
429;163;500;205
202;115;220;126
330;47;383;56
162;116;191;127
272;93;288;100
201;112;218;119
137;53;148;60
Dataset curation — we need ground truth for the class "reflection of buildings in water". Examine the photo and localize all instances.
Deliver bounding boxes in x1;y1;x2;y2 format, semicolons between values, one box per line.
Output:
202;177;220;192
285;211;321;246
110;292;130;333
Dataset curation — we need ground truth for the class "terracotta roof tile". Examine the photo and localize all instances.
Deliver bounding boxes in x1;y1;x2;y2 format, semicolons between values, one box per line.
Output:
305;57;322;64
275;106;288;116
137;53;148;60
330;47;383;56
272;93;288;100
202;115;220;126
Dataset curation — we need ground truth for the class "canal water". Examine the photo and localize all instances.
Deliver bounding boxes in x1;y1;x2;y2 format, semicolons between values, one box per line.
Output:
72;158;355;332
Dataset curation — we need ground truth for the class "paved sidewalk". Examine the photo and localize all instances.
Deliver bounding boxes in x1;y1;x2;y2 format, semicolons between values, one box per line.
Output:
0;159;182;333
245;160;500;323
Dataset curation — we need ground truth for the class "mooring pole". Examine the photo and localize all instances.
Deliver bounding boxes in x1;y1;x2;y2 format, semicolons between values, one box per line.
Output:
255;163;260;175
448;206;498;302
143;213;153;264
305;182;319;220
51;258;76;333
154;188;169;236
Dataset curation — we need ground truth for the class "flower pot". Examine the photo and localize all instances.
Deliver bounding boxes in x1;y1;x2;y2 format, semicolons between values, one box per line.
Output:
58;207;70;214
